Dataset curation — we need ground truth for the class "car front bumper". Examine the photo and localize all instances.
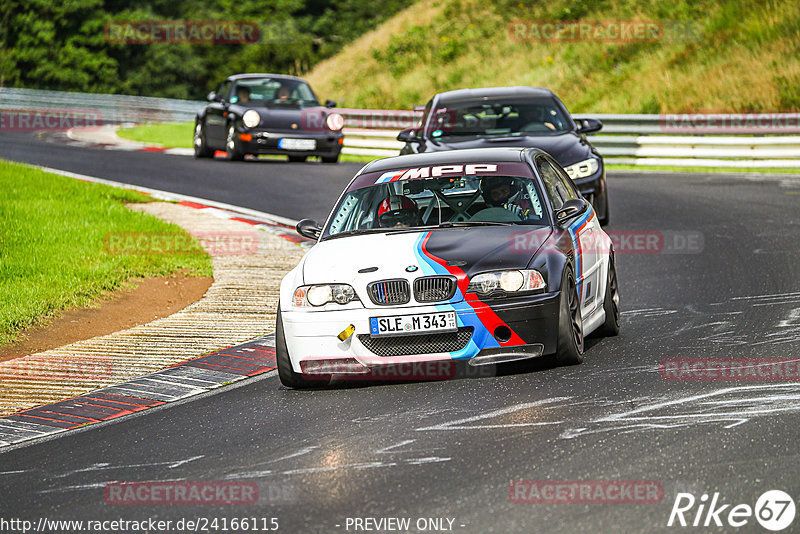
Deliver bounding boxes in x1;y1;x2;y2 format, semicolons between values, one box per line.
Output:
237;129;343;156
281;291;561;374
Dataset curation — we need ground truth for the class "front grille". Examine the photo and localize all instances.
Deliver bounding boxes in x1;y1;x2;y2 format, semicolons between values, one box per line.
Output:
414;275;457;303
368;279;410;305
358;327;474;357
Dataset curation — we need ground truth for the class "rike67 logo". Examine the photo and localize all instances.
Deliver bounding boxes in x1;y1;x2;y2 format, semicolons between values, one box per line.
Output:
668;490;796;531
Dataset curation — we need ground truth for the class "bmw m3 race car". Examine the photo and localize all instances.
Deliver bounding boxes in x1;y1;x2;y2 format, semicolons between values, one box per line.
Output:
276;147;620;388
397;87;610;224
194;73;344;162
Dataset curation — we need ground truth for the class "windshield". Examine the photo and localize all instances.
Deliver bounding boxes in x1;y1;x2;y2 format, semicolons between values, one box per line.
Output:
425;98;571;140
323;163;548;239
230;77;319;107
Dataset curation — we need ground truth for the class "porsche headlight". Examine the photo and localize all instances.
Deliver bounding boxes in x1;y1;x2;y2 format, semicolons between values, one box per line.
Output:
242;110;261;128
466;270;545;296
326;113;344;131
293;284;358;307
564;158;599;179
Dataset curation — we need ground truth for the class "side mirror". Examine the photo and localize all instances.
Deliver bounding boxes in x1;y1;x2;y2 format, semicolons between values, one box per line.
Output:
397;128;424;143
325;100;337;108
296;218;322;240
207;91;217;102
555;198;589;225
576;118;603;134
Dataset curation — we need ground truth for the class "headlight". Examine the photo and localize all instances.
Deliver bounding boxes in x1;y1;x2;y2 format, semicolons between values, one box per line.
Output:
326;113;344;131
466;270;545;296
564;158;599;179
293;284;358;307
242;110;261;128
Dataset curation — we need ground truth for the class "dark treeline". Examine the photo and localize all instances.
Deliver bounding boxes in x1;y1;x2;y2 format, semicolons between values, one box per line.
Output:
0;0;406;99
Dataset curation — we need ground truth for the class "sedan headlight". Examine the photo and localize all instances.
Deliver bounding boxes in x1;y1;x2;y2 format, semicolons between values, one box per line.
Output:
293;284;358;307
564;158;599;179
242;110;261;128
326;113;344;131
466;270;545;296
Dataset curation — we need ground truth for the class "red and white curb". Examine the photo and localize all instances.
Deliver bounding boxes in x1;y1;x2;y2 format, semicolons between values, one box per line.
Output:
0;166;314;450
0;335;277;448
64;125;195;156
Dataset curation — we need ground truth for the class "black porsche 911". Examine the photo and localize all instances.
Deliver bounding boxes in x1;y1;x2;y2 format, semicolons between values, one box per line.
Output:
194;73;344;163
397;87;610;225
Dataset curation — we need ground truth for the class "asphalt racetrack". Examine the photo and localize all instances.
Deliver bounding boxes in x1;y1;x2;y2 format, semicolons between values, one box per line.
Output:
2;131;800;532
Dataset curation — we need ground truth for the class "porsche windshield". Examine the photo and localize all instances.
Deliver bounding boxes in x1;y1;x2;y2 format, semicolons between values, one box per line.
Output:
425;98;571;139
230;77;319;106
324;172;548;238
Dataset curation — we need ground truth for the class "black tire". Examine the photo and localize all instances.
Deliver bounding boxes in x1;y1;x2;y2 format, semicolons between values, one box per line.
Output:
597;254;620;337
288;155;307;163
597;192;610;226
321;154;339;164
225;124;245;161
275;307;316;388
555;268;584;365
193;121;213;158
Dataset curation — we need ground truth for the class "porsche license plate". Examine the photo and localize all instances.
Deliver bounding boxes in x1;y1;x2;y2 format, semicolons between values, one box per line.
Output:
279;138;316;151
369;311;457;337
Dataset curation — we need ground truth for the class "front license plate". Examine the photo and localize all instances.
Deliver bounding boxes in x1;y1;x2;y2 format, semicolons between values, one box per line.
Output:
369;311;457;337
279;138;316;151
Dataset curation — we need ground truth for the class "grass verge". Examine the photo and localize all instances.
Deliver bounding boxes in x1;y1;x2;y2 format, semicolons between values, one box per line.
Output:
0;159;213;346
117;122;194;149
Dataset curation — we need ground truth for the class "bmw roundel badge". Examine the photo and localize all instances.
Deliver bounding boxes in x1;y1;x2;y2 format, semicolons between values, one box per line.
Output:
405;265;419;272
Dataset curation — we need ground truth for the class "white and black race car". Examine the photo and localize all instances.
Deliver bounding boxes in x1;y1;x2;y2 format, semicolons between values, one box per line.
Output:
277;147;620;388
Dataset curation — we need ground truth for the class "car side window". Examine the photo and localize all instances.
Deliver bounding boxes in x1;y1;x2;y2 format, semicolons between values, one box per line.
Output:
537;156;569;210
549;157;580;201
217;81;231;102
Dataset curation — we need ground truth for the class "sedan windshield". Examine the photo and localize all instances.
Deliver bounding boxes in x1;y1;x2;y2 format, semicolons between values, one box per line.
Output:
324;171;548;239
230;77;319;107
425;98;571;139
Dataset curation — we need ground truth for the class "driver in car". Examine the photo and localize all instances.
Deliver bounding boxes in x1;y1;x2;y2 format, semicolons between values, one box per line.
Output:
376;196;421;228
235;86;250;104
275;85;291;101
481;177;534;219
513;105;556;132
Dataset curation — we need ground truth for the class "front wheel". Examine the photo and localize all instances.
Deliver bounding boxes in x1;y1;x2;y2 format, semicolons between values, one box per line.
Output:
225;124;245;161
597;192;610;226
596;254;620;336
555;268;584;365
276;307;315;389
193;121;213;158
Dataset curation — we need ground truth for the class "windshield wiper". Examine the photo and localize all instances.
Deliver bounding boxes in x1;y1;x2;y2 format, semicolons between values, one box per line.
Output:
324;228;401;240
437;221;513;228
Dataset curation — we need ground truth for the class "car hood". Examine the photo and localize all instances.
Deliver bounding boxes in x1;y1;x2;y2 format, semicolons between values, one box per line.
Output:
231;105;330;131
426;132;590;166
302;226;553;307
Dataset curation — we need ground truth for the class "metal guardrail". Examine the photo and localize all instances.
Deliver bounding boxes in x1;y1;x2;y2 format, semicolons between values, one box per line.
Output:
0;87;205;124
2;88;799;167
339;111;800;168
